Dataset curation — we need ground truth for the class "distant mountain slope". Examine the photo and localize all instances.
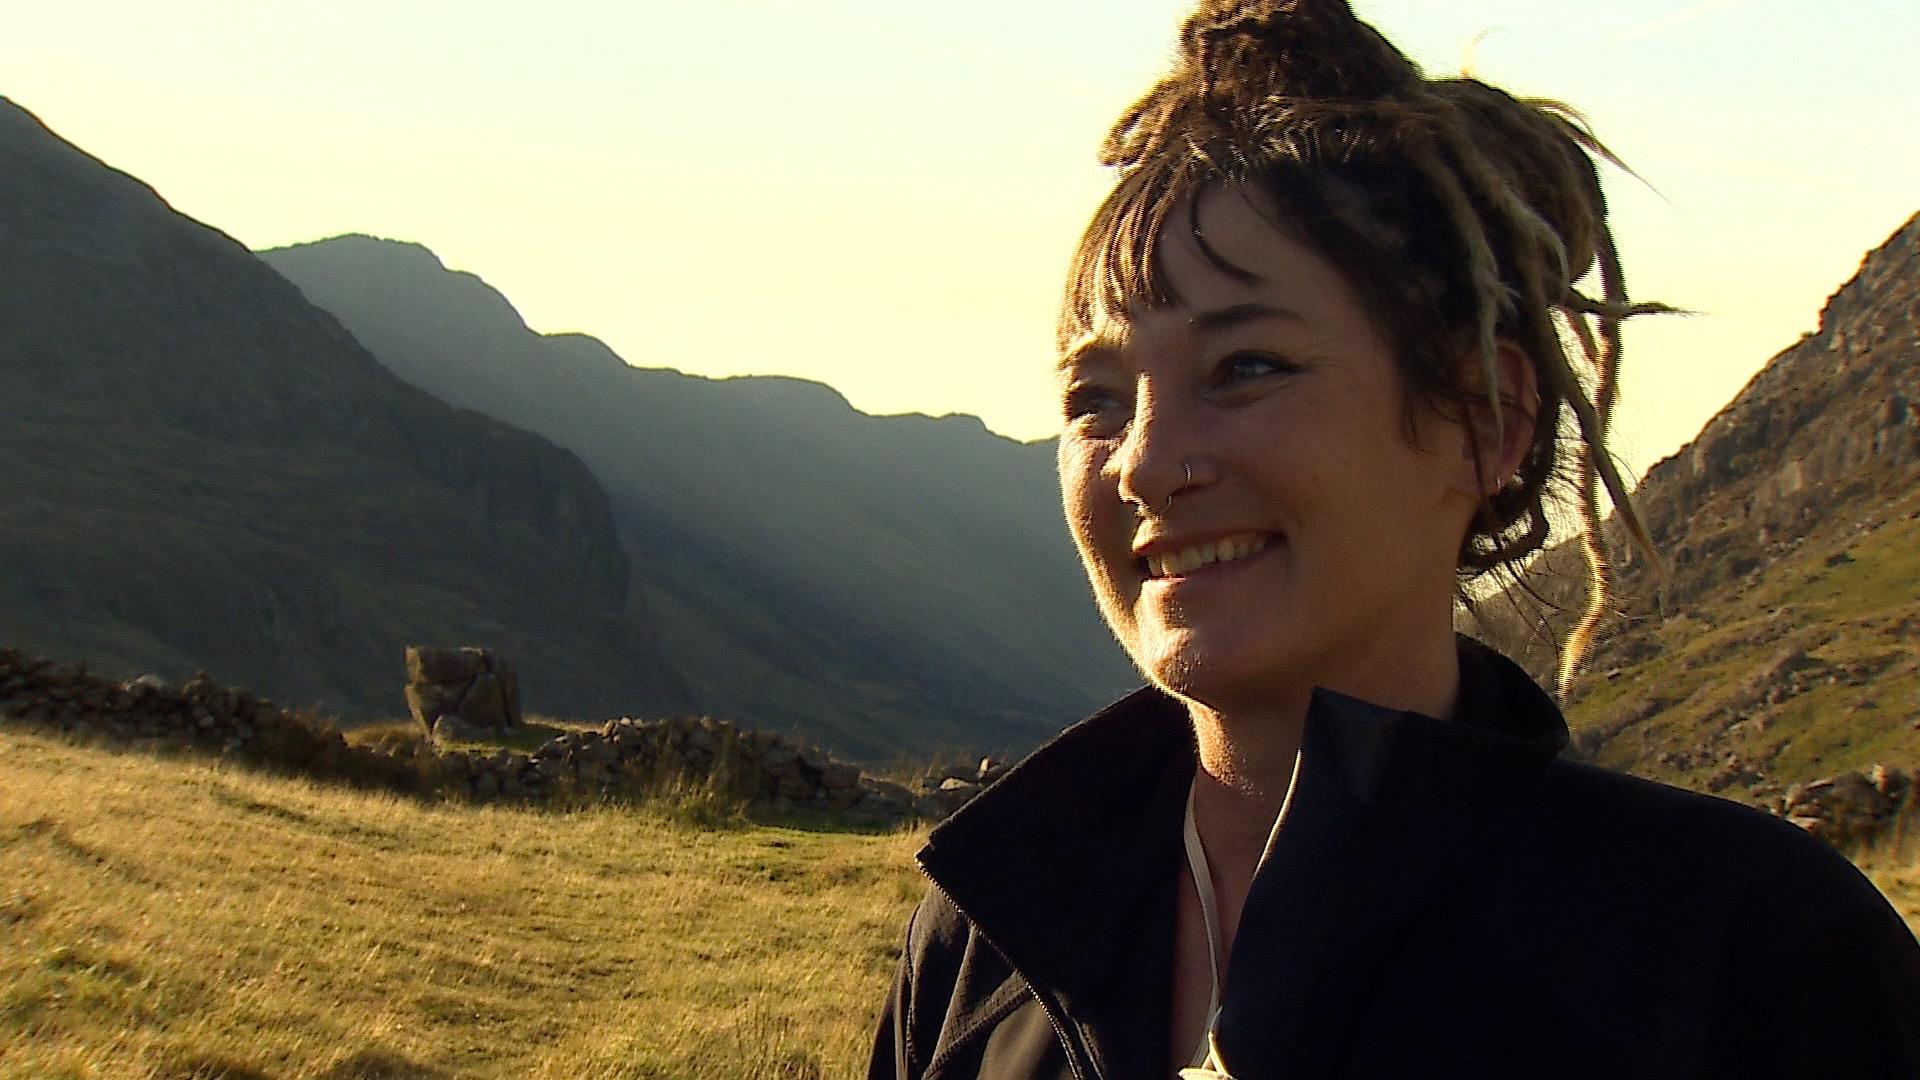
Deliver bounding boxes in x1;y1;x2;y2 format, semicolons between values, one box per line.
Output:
0;98;690;721
259;236;1136;758
1473;212;1920;795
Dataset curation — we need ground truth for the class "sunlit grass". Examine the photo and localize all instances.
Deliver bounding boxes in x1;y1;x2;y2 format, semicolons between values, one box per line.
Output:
0;731;926;1079
1854;809;1920;937
4;719;1913;1080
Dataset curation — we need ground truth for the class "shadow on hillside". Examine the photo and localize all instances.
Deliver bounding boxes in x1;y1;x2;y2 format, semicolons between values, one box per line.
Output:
742;802;913;837
314;1049;446;1080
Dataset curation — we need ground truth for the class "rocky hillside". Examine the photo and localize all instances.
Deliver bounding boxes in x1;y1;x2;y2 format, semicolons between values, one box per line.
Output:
0;98;690;723
1475;212;1920;798
258;236;1136;759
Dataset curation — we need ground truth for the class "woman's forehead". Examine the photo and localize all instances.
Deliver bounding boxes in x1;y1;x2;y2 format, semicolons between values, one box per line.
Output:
1065;190;1339;350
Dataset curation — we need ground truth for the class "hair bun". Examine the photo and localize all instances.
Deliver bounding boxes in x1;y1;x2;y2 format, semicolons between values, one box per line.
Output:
1104;0;1423;168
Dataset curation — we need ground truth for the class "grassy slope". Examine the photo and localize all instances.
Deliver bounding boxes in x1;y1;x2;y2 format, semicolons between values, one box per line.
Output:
1563;481;1920;792
0;732;925;1079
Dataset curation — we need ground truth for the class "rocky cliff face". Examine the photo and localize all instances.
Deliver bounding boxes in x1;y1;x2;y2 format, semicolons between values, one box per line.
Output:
1480;214;1920;668
1473;212;1920;796
1630;213;1919;607
0;98;690;721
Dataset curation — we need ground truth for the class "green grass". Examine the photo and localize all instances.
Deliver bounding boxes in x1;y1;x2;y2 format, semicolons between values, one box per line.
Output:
1564;484;1920;792
0;731;926;1079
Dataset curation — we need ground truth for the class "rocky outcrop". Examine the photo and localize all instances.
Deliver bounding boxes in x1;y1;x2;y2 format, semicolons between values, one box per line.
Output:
1479;213;1920;678
1775;766;1915;849
405;647;521;739
1621;213;1920;611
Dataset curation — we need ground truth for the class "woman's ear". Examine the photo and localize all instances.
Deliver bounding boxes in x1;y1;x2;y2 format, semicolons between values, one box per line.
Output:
1452;338;1538;498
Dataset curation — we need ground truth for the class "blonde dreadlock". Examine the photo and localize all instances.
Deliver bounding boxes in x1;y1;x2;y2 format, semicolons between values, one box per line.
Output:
1060;0;1670;699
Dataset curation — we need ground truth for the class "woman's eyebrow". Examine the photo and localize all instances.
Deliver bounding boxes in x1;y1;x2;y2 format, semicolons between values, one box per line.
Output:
1057;333;1124;372
1186;302;1304;333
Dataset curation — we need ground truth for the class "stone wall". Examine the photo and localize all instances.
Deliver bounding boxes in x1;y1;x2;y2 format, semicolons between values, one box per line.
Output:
436;714;930;819
0;647;354;767
9;644;1920;846
0;646;976;824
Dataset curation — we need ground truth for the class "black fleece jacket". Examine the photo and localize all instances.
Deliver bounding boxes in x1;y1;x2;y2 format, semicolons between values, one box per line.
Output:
868;641;1920;1079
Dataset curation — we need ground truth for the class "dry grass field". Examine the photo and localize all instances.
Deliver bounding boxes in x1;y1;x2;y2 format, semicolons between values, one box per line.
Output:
0;730;925;1079
4;728;1916;1079
1854;822;1920;932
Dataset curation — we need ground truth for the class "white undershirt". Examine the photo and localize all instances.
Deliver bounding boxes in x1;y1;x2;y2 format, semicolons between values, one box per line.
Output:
1179;746;1304;1078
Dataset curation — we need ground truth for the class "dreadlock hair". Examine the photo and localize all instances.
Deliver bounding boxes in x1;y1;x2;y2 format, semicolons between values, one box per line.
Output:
1059;0;1672;699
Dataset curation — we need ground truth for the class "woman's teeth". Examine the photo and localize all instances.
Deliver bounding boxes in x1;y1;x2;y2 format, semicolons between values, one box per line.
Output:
1145;535;1271;578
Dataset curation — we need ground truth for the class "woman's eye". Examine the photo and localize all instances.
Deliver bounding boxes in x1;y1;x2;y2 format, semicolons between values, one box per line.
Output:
1220;351;1294;382
1062;385;1126;432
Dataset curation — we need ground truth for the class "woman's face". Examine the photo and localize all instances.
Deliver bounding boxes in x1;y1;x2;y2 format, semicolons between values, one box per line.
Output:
1056;185;1479;714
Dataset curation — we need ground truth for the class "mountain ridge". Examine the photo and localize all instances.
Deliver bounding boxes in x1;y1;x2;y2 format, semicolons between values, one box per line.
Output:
0;98;691;723
260;233;1136;759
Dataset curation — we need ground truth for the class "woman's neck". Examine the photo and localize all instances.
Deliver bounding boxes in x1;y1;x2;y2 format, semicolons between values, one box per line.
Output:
1182;639;1461;882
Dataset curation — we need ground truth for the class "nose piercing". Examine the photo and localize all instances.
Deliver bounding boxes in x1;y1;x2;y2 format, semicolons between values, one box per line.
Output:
1125;460;1194;516
1166;460;1192;510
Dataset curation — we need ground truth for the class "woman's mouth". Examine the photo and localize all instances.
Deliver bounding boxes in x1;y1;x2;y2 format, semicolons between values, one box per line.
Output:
1140;534;1274;579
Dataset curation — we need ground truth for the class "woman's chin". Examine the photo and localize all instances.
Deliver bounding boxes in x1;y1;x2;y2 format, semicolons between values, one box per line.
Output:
1141;645;1279;707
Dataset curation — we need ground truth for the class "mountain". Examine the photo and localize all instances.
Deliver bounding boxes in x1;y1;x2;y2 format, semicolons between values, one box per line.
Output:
258;236;1136;758
0;98;691;722
1473;212;1920;797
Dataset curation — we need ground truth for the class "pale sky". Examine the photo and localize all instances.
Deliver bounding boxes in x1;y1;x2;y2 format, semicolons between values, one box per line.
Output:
8;0;1917;479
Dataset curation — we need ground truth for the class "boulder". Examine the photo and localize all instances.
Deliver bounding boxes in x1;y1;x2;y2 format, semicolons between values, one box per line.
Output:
407;646;485;686
456;672;507;729
406;646;521;737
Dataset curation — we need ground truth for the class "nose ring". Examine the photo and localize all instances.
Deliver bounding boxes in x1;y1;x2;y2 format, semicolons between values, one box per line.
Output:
1126;460;1193;516
1164;461;1192;511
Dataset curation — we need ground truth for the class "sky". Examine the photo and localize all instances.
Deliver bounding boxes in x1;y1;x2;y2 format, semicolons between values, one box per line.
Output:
7;0;1917;480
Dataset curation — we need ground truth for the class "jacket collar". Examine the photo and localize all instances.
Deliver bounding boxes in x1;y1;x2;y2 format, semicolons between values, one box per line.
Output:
918;681;1196;1033
1213;642;1568;1076
916;638;1570;1076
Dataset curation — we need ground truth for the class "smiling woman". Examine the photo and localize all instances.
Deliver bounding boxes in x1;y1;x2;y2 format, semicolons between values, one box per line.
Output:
867;1;1920;1078
1056;188;1479;730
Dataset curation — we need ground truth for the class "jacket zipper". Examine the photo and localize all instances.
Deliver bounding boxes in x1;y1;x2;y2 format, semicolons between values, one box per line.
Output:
922;874;1101;1080
1030;983;1097;1080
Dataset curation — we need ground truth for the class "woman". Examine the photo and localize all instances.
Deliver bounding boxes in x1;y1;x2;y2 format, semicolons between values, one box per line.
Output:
869;2;1920;1077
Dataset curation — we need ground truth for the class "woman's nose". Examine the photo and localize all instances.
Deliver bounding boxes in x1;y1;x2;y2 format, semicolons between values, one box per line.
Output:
1113;382;1198;515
